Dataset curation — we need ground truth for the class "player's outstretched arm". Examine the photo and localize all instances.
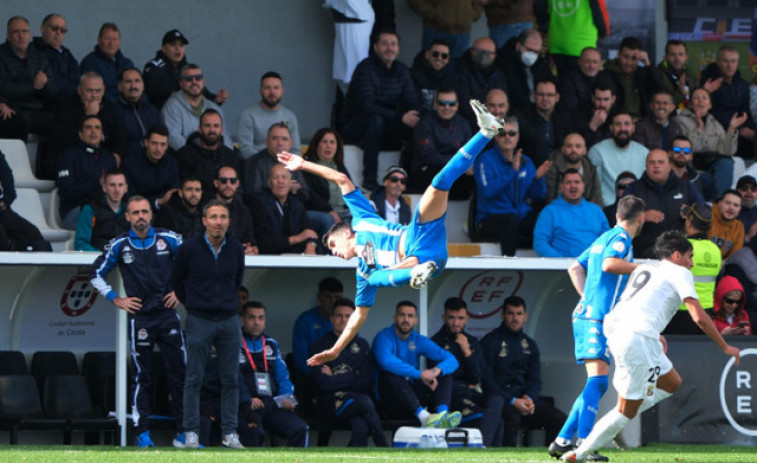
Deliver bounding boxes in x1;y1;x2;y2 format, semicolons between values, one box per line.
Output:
685;298;741;366
307;305;370;366
278;151;356;195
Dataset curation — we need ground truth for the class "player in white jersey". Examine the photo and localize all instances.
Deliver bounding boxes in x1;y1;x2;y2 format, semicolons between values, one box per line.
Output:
278;100;505;367
562;231;740;462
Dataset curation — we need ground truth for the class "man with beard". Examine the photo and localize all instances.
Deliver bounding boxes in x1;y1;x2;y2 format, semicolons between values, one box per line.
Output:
115;68;162;159
588;111;649;206
162;64;232;151
143;29;227;109
237;71;301;159
545;133;601;204
411;38;456;112
709;189;745;259
177;109;239;203
213;165;257;255
155;177;204;238
736;175;757;241
668;135;709;201
455;37;509;131
622;149;704;258
374;301;461;428
579;79;617;148
122;124;179;210
632;90;683;151
534;169;608;257
340;29;421;191
90;195;186;447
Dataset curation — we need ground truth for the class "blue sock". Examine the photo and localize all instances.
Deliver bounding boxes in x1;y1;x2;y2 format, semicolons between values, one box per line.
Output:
431;131;490;191
367;268;413;287
576;375;609;439
437;405;449;413
557;395;584;441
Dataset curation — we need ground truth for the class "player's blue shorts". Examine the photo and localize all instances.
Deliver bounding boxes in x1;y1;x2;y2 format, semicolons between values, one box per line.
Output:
572;317;611;365
404;208;447;277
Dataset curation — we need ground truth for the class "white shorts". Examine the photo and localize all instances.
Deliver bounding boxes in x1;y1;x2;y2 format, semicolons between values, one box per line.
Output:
607;331;673;401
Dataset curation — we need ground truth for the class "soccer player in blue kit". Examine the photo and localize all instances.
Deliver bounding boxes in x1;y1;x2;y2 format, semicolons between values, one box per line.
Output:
277;100;504;366
548;195;646;462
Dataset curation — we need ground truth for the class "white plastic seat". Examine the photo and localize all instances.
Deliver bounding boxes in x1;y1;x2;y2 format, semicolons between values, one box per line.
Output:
0;138;55;192
342;145;401;189
12;188;72;243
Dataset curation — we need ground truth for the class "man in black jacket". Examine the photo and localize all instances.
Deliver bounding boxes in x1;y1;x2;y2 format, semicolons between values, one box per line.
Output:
115;68;161;159
122;124;179;210
431;297;502;446
496;30;550;115
32;14;79;100
212;165;257;255
172;199;245;449
481;296;566;447
0;149;50;251
411;38;455;113
155;177;204;238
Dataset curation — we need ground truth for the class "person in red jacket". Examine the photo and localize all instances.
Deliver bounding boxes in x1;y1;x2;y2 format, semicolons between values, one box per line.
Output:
713;276;752;335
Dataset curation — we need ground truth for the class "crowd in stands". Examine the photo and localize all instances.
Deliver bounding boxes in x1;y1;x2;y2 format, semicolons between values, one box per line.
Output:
2;2;757;448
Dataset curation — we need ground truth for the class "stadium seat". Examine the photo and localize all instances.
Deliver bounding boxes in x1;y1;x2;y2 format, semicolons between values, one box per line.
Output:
342;146;401;189
13;188;73;249
0;351;28;375
0;139;55;191
30;351;79;396
0;374;64;444
82;352;115;417
43;374;120;444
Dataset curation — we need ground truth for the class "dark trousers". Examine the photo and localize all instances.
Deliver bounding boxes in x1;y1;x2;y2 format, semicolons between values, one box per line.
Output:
486;394;567;447
378;371;452;418
246;396;308;447
0;208;48;251
317;391;388;447
129;313;186;434
451;387;503;447
476;210;537;256
341;114;409;187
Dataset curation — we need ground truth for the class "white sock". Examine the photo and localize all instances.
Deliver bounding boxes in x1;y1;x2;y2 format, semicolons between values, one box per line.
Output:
417;409;430;425
638;389;673;414
555;437;571;446
575;410;629;459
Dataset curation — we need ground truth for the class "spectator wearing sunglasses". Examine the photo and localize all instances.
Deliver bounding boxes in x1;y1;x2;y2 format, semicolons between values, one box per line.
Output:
412;87;473;198
411;38;457;113
162;64;232;151
669;135;710;200
213;165;257;255
713;276;751;336
736;175;757;241
602;171;637;227
32;13;79;99
370;166;411;225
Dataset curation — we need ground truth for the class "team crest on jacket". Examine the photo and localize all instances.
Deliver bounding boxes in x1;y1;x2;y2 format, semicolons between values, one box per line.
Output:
499;341;507;357
138;328;148;340
265;345;273;357
156;239;167;251
60;273;97;317
350;342;360;354
408;341;416;351
122;246;135;264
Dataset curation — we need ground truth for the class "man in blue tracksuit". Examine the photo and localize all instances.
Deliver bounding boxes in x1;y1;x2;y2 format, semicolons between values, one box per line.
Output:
373;300;461;428
311;297;388;447
278;99;505;368
89;195;185;448
237;301;307;447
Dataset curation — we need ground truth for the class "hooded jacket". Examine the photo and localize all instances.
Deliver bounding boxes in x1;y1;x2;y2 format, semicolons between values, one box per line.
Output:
713;275;751;335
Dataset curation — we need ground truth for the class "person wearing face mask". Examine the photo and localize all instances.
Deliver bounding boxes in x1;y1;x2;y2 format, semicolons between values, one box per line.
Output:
454;37;509;131
496;29;550;115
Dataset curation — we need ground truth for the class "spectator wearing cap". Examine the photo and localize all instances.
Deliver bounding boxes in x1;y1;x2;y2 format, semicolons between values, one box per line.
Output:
603;171;636;227
664;203;721;334
237;71;301;159
736;175;757;241
80;23;135;102
622;149;704;258
143;29;227;109
370;166;411;225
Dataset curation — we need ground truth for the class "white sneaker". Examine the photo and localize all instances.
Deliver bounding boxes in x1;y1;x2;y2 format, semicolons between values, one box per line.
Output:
222;432;245;449
470;99;504;138
184;431;200;449
410;261;437;289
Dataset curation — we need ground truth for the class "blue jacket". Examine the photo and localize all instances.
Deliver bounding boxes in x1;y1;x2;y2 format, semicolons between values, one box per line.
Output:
56;142;118;217
121;150;180;209
80;45;135;102
89;226;182;319
372;325;458;380
32;37;79;99
114;95;162;159
238;333;293;401
474;147;546;222
480;322;542;404
533;196;609;257
311;331;372;395
291;307;333;375
172;232;244;320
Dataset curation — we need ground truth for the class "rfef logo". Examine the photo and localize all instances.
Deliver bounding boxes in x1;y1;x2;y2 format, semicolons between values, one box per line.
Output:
459;270;523;319
719;348;757;436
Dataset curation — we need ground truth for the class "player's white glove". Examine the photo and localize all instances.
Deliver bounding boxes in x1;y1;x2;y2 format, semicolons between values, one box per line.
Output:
470;99;505;138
